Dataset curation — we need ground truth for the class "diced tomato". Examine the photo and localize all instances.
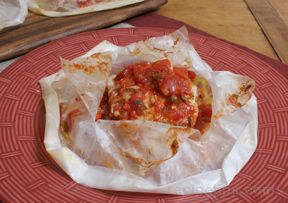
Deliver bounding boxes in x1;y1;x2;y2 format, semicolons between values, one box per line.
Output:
151;59;171;70
148;59;172;80
115;67;133;81
159;75;192;96
113;102;122;111
194;105;212;133
173;67;188;79
98;90;110;119
65;109;83;133
95;112;102;121
188;70;196;81
194;117;207;134
129;110;138;120
228;95;241;108
228;95;236;104
130;62;151;83
163;102;194;124
164;109;183;122
132;60;172;85
99;90;108;105
76;0;92;8
123;103;130;111
199;104;212;118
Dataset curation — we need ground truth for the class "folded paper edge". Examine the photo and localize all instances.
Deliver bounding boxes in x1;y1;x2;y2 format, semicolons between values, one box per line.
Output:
28;0;144;17
38;27;258;194
39;66;258;195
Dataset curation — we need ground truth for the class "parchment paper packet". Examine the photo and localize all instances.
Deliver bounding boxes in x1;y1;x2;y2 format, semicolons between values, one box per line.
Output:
39;27;257;195
0;0;28;30
28;0;143;17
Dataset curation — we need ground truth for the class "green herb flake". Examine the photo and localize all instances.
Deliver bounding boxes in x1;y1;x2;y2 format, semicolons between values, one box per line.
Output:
133;99;142;105
188;117;193;125
171;95;178;103
181;95;188;101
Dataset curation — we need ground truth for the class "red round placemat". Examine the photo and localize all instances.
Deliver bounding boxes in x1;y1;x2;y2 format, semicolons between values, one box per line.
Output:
0;27;287;203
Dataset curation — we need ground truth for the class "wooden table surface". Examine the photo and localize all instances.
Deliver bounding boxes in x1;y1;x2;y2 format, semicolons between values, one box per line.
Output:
156;0;288;63
1;0;287;65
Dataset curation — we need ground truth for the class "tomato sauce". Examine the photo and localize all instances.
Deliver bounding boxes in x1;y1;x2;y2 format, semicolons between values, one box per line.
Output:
76;0;92;8
61;59;212;135
98;59;208;128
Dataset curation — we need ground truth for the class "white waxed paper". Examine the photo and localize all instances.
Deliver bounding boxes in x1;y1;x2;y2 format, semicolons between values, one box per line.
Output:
0;0;28;30
28;0;144;17
39;27;257;195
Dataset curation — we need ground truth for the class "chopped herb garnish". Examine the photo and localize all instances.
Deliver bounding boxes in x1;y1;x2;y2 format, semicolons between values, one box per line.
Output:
151;74;159;80
171;95;178;103
188;117;192;124
181;95;188;101
133;99;142;105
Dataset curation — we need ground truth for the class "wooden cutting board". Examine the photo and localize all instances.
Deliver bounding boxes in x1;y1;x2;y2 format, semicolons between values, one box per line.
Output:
0;0;167;62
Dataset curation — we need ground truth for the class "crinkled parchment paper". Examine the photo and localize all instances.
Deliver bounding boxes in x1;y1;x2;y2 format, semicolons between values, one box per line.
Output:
39;27;257;195
0;0;28;30
28;0;143;17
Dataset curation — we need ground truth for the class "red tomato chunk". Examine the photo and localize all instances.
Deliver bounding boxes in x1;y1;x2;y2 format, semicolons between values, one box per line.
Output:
99;59;203;128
